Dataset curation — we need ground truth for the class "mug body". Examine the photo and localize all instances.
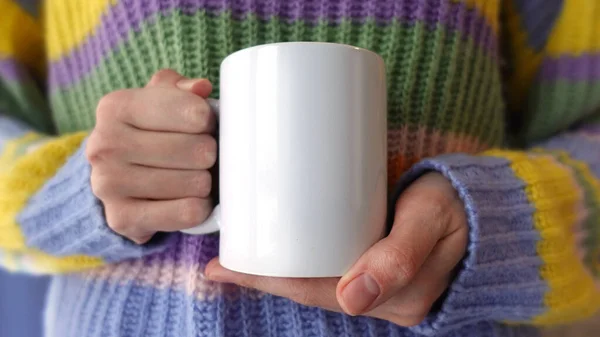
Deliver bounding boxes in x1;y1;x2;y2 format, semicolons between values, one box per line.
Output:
219;42;387;277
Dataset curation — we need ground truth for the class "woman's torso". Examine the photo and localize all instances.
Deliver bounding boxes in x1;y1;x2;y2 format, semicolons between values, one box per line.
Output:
43;1;600;336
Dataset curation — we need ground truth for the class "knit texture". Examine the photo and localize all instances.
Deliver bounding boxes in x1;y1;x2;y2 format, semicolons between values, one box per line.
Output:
0;0;51;132
0;0;599;337
46;0;504;185
504;0;600;142
0;128;111;273
393;142;600;334
41;232;540;337
18;142;173;262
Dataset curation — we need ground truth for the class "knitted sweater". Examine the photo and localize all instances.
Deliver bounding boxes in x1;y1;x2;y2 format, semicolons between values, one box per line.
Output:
0;0;599;336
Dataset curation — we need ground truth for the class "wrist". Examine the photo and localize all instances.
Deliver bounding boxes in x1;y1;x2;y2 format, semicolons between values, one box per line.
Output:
392;153;547;335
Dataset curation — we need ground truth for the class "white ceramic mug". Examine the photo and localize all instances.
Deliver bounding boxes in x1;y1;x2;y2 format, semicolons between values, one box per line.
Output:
181;42;388;278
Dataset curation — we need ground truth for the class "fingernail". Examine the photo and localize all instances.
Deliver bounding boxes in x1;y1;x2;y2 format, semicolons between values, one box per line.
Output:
177;78;208;91
176;78;199;90
341;273;380;315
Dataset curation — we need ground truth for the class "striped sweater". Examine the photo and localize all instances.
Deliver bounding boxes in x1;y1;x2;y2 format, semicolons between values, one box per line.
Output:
0;0;599;336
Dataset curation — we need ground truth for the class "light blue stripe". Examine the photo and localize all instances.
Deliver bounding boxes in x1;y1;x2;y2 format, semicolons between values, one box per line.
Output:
44;273;511;337
0;114;32;142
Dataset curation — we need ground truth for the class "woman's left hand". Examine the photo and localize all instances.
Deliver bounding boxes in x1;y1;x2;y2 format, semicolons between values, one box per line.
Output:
205;173;468;327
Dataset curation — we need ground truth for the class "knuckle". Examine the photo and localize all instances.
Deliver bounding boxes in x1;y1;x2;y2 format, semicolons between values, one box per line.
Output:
194;171;212;197
85;134;101;164
105;204;131;235
204;137;218;166
179;199;209;226
400;185;455;234
424;188;453;220
96;89;130;122
382;244;420;282
194;136;217;167
108;217;128;235
85;133;119;165
181;99;211;131
149;69;177;84
90;171;112;198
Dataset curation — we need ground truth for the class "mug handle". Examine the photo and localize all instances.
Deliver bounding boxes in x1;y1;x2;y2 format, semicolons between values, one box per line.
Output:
180;98;222;235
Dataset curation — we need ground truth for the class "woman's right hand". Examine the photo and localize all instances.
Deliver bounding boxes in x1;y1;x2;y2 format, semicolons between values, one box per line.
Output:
86;69;217;244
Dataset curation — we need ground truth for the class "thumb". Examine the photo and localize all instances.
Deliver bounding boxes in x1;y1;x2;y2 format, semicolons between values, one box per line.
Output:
336;174;457;315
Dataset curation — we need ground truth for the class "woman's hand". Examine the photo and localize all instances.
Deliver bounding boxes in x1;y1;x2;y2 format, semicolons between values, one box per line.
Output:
205;173;468;327
87;69;217;244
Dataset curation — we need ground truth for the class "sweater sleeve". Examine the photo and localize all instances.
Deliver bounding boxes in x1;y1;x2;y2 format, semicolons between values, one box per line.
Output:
396;123;600;336
0;0;171;275
0;128;173;275
399;1;600;334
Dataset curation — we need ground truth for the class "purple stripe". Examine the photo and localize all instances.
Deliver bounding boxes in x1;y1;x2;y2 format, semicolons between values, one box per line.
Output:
539;53;600;81
541;131;600;177
49;0;497;91
0;58;27;82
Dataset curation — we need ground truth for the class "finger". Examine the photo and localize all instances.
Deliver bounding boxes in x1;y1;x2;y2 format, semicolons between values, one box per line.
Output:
146;69;186;87
337;175;458;315
177;78;213;98
146;69;213;98
105;197;213;240
92;165;211;200
205;259;342;312
374;227;467;326
99;87;216;133
121;128;217;169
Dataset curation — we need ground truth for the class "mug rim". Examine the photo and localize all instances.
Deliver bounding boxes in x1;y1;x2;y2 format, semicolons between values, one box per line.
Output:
221;41;384;65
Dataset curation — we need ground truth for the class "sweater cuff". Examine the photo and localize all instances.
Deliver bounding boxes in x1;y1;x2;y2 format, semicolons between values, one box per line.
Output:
393;154;548;336
17;141;172;263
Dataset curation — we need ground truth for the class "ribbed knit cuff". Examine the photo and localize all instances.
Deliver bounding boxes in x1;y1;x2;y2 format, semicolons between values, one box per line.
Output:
17;141;173;263
392;154;548;336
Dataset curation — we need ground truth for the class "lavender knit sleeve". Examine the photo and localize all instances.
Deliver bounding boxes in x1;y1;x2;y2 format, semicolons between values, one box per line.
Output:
393;125;600;336
17;141;173;263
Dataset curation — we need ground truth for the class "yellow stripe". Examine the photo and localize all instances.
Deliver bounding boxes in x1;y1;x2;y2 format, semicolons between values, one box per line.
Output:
46;0;498;61
1;252;18;271
453;0;500;34
0;132;104;273
502;0;600;109
1;249;104;274
486;149;600;325
0;0;44;74
555;151;600;278
46;0;115;61
546;0;600;56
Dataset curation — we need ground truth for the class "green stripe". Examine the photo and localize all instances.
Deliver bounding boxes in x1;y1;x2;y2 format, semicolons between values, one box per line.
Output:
0;77;53;134
525;80;600;143
50;10;503;149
